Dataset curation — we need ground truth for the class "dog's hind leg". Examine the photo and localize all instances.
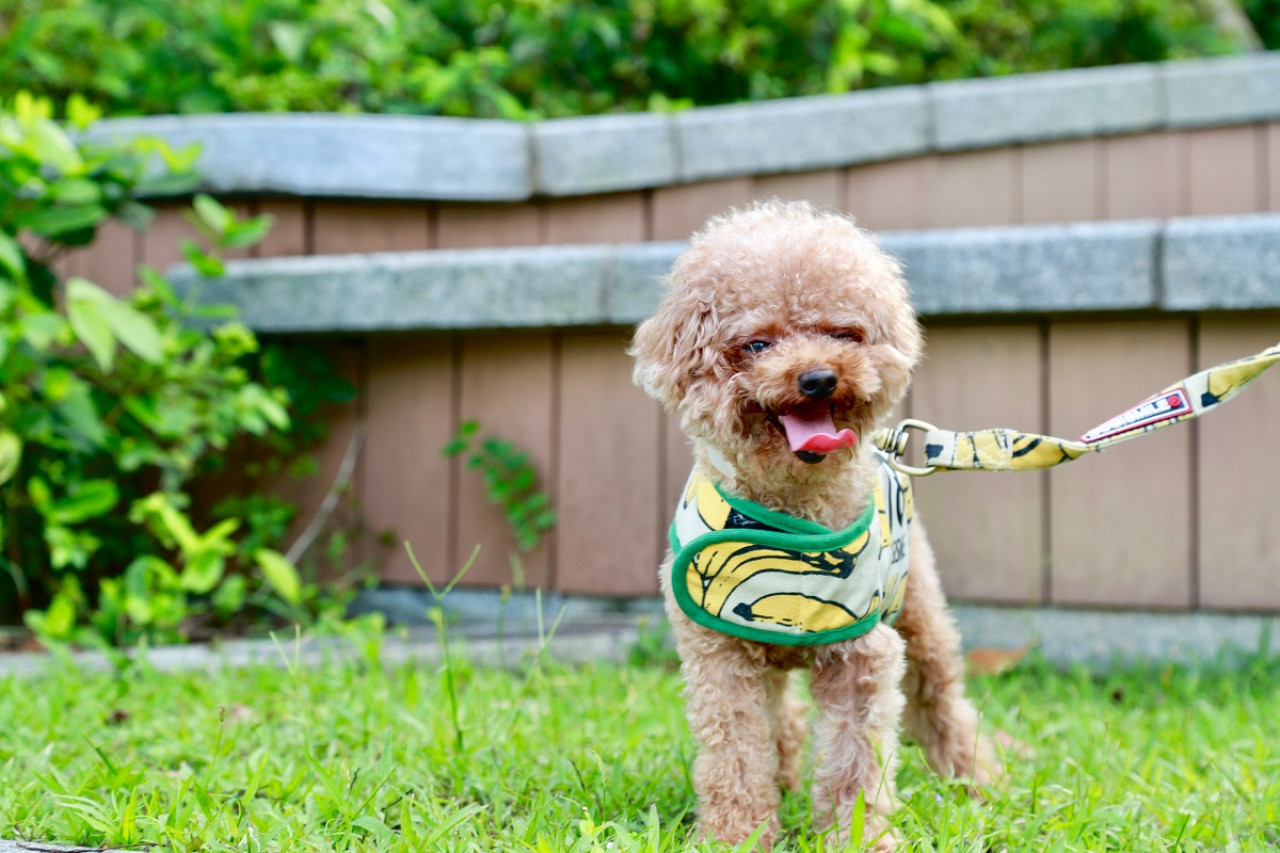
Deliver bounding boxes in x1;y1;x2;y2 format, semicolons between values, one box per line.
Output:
675;621;782;847
895;522;1002;785
808;624;906;851
766;668;807;792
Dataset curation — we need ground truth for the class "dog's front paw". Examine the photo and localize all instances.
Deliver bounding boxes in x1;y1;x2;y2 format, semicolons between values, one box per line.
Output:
698;810;779;850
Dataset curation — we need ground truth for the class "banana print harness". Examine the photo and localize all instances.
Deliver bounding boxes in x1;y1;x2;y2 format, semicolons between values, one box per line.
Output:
669;448;912;646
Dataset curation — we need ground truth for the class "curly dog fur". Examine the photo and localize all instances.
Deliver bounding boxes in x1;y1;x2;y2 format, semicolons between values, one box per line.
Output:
631;201;999;849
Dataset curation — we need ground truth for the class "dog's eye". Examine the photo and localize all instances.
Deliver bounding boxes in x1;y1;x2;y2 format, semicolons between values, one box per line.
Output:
831;330;864;343
744;340;772;355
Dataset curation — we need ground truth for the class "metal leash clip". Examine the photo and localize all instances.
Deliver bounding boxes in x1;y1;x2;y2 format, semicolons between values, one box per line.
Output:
873;418;940;477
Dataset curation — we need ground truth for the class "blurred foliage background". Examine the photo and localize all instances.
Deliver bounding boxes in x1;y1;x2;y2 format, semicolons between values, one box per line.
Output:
0;0;1273;120
0;94;356;646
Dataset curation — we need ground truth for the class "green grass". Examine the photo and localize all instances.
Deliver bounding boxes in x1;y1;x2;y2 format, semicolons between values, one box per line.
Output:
1;628;1278;852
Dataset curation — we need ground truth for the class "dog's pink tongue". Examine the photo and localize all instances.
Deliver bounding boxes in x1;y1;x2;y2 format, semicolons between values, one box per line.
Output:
779;411;857;455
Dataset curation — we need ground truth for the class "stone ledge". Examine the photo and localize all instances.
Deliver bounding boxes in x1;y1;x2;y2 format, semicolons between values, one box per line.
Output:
98;52;1280;201
1;598;1275;680
954;605;1280;666
674;87;929;183
532;112;677;196
91;113;533;202
1163;52;1280;127
174;215;1280;333
1163;213;1280;310
927;63;1162;150
883;220;1161;315
173;244;653;333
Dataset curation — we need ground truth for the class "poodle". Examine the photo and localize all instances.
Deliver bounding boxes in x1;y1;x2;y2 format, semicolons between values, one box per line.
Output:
630;200;999;849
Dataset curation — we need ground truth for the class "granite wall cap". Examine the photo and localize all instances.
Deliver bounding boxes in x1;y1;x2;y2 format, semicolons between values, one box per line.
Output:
603;241;684;324
93;113;533;201
1163;52;1280;128
172;244;620;333
1162;213;1280;310
91;53;1280;202
532;113;677;196
173;215;1280;332
675;87;929;182
927;63;1162;150
881;220;1162;315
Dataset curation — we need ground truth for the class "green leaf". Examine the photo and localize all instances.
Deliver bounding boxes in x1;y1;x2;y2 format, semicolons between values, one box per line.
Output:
65;278;117;371
192;193;233;236
181;239;224;277
65;93;102;130
123;556;178;622
51;178;102;206
66;276;163;363
136;265;178;304
134;170;200;197
28;117;83;174
27;591;77;640
50;479;118;524
180;551;225;594
255;548;302;605
267;21;311;63
27;477;52;511
133;493;202;554
198;517;241;551
189;303;240;320
212;574;248;616
240;384;290;431
0;431;22;486
440;437;469;457
220;215;274;249
16;204;106;237
0;231;25;279
57;380;109;447
351;816;396;845
20;311;65;350
97;297;164;363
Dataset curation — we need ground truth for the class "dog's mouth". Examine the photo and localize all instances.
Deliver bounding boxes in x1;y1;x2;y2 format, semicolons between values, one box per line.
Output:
768;403;858;464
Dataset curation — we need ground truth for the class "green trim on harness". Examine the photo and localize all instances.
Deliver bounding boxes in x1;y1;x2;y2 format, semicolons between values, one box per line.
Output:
668;449;912;647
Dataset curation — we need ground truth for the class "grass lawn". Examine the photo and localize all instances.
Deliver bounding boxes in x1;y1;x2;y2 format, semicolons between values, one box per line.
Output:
1;627;1278;852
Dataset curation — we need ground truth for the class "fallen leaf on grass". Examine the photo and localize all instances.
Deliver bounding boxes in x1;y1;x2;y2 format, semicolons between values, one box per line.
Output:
966;646;1029;676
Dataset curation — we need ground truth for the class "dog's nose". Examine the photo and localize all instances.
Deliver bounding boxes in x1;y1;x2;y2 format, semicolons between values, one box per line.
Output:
798;369;838;399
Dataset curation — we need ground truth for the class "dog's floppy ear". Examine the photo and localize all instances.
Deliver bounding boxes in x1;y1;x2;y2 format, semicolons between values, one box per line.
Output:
630;277;719;410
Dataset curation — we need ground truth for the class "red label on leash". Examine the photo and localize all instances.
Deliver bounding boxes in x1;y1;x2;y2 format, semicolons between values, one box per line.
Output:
1080;386;1191;445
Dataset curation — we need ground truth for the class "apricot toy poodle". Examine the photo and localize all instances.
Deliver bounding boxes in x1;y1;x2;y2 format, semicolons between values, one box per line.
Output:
630;201;999;850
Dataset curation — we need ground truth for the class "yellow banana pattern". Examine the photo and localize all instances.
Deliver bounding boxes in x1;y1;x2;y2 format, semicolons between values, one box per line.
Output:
669;448;913;645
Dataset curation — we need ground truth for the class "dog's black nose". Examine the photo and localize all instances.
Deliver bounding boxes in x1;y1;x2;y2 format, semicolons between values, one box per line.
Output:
797;369;838;399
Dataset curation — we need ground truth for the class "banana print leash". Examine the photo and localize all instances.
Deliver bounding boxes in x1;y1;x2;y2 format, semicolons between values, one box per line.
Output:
874;341;1280;476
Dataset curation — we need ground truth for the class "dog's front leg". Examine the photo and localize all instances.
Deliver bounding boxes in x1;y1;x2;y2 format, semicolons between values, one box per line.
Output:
677;627;781;847
895;521;1002;785
766;668;807;792
809;624;906;851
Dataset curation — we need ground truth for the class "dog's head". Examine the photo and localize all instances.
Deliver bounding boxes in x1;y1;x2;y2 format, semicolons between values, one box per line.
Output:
631;201;921;475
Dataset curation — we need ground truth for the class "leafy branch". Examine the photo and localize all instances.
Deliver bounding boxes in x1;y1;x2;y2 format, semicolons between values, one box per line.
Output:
442;420;556;555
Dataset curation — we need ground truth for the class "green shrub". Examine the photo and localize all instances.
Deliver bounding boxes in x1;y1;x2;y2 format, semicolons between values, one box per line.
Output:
930;0;1243;79
0;0;1245;120
0;92;338;648
1243;0;1280;47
